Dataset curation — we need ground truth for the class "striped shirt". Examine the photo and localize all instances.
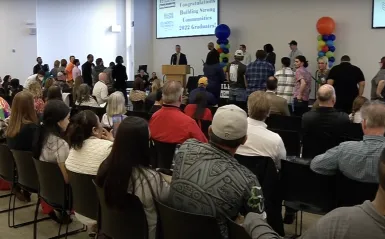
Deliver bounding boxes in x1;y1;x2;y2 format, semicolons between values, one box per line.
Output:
310;135;385;183
275;67;295;103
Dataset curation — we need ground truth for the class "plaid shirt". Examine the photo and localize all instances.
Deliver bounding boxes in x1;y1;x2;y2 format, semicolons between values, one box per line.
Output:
310;135;385;183
275;67;295;104
245;60;275;95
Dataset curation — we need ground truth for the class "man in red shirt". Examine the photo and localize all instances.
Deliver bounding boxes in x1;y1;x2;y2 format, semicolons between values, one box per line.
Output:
149;80;207;144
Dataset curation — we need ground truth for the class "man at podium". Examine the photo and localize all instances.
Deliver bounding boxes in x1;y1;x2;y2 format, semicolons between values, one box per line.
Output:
170;45;188;65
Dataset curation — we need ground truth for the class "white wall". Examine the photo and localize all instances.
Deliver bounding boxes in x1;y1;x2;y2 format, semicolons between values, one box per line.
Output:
0;0;37;82
37;0;127;75
152;0;385;98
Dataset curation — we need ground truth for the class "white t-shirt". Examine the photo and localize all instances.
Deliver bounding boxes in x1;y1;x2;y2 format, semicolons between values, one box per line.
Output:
92;81;109;105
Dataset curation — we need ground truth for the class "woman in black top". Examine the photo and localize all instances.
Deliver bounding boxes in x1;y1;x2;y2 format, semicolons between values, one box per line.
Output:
264;44;276;69
112;56;128;105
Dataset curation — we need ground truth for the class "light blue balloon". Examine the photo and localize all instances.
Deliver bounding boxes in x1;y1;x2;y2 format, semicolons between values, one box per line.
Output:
326;40;334;47
220;44;226;49
329;61;334;68
318;51;325;57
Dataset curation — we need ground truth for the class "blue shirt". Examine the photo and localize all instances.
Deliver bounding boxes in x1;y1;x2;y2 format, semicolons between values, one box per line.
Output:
188;87;217;106
245;60;275;95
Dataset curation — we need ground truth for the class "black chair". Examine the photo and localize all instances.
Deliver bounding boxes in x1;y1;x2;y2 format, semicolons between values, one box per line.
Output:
77;105;106;120
227;218;251;239
152;140;177;169
266;115;302;132
302;133;341;159
343;123;363;141
154;199;222;239
132;101;146;112
0;145;34;221
11;150;50;228
336;172;378;207
270;129;301;157
281;159;336;236
33;159;86;239
234;155;284;236
94;180;148;239
67;171;99;221
127;110;151;121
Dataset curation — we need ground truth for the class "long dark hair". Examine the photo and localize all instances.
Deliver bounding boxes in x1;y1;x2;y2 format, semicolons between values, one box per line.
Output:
66;110;99;150
296;55;309;68
193;92;208;119
33;100;70;159
96;117;159;209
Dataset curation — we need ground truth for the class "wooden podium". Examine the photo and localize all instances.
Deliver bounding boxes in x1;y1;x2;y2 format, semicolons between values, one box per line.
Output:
162;65;190;87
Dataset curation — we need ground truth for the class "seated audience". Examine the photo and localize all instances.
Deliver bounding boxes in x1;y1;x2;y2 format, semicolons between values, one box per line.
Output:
43;78;54;101
188;77;216;106
75;84;100;107
24;70;45;89
149;80;207;144
6;91;38;202
55;72;71;93
136;69;149;89
129;77;146;103
92;72;109;105
148;72;158;87
101;92;127;128
46;86;63;102
236;91;286;169
65;110;113;175
244;148;385;238
34;100;70;183
96;117;170;239
149;89;163;114
169;104;265;238
145;79;161;110
72;76;83;104
302;84;350;154
311;101;385;183
266;76;290;116
349;96;369;123
26;80;45;114
184;91;213;121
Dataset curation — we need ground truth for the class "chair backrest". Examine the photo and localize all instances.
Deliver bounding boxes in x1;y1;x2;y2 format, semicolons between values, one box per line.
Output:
93;181;148;239
0;144;15;182
336;172;378;207
227;218;252;239
281;159;336;212
343;123;363;141
270;129;301;157
266;115;302;132
154;199;222;239
152;140;177;169
77;105;106;120
11;150;39;193
67;171;99;220
302;133;341;159
33;159;68;208
127;110;151;121
132;101;145;112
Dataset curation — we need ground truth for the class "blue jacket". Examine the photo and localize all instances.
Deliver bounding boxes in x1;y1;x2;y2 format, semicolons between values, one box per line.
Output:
188;87;217;106
203;63;225;100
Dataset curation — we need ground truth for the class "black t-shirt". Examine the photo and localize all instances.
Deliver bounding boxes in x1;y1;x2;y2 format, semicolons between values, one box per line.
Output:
327;62;365;105
226;61;246;89
7;123;38;151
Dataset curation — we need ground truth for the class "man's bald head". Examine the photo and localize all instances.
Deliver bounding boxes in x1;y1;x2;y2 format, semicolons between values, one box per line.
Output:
99;72;108;83
317;84;336;106
162;80;183;105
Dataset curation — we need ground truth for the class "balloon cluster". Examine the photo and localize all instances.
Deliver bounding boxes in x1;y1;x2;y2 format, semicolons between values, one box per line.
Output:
215;24;231;71
316;17;336;68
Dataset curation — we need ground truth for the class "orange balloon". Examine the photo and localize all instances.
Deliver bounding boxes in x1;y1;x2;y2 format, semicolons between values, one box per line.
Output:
317;17;335;35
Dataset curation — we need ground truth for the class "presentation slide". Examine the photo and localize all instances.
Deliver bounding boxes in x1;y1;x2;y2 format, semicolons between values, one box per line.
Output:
156;0;219;39
373;0;385;28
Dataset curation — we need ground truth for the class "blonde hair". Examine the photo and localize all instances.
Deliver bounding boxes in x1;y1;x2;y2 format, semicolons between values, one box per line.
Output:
248;91;270;121
44;78;54;90
151;79;161;92
27;80;43;98
106;92;126;116
6;91;38;137
317;56;329;70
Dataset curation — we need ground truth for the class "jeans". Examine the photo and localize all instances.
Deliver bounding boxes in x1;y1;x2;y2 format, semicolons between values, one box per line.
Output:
293;98;309;117
228;88;247;102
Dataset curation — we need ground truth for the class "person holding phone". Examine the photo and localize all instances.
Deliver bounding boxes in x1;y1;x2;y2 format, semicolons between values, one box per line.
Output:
101;92;127;136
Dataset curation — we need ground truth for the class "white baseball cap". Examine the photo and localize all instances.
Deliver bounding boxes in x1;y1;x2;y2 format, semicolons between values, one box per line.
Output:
235;50;244;57
212;105;248;140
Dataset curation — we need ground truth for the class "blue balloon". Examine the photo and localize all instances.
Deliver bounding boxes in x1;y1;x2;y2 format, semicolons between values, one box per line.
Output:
318;51;325;57
220;44;226;49
222;57;229;63
322;35;329;41
329;62;334;68
223;48;229;54
220;62;227;67
222;39;229;45
329;57;335;63
215;24;231;40
329;46;336;52
326;40;334;47
328;34;336;41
